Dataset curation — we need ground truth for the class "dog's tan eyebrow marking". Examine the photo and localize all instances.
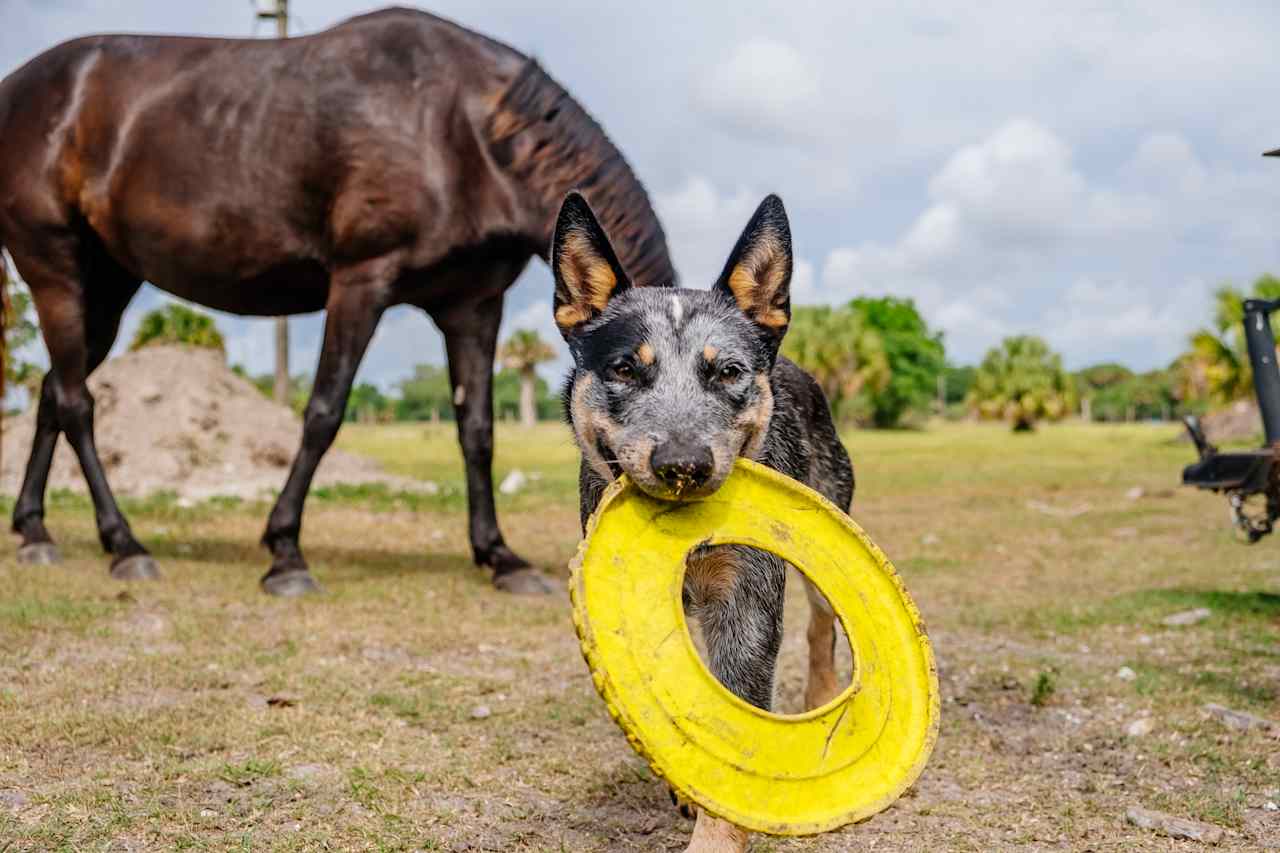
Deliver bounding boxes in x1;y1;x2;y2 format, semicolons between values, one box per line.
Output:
703;344;719;362
637;343;655;365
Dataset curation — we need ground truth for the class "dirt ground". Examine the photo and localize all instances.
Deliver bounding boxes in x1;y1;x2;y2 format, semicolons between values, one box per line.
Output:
0;345;425;501
0;422;1277;851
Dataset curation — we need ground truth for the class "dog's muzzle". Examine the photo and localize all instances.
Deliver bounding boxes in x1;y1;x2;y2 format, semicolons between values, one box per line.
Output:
650;441;714;495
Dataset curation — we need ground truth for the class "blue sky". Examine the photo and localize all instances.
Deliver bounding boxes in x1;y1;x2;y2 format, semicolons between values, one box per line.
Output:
5;1;1280;388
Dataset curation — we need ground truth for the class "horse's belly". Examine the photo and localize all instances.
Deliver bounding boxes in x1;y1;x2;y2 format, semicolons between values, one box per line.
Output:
146;259;331;317
85;187;330;316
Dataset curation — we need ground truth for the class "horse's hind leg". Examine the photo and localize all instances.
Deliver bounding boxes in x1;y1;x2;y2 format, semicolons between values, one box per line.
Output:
12;239;153;578
13;272;141;566
13;372;63;564
260;260;389;596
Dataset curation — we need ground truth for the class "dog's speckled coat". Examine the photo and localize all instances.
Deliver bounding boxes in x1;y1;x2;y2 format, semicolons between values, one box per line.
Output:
551;191;856;852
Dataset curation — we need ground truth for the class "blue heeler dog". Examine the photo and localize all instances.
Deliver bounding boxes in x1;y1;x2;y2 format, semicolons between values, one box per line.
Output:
551;191;856;852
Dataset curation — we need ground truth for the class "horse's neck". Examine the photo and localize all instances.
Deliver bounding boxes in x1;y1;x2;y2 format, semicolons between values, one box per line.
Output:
485;62;676;287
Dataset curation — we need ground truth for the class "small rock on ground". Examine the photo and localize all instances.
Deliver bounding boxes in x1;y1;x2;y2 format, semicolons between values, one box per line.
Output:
1126;486;1146;500
1125;717;1155;737
1161;607;1211;627
498;470;527;495
0;790;28;809
286;764;335;782
1126;806;1224;844
470;704;492;720
1204;702;1279;733
1116;666;1137;682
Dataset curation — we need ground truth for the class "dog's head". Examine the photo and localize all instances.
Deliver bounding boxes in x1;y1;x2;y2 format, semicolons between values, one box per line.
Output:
553;190;793;501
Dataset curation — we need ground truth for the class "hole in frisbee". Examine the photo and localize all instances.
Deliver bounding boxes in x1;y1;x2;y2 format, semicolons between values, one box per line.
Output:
682;543;856;719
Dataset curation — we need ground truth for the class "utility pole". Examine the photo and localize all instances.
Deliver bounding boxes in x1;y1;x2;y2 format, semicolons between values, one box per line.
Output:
256;0;291;406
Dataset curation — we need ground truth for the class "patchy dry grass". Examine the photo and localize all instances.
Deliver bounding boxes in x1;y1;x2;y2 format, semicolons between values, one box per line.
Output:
1;421;1278;850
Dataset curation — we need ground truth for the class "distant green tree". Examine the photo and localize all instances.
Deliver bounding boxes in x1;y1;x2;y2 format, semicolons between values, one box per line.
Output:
396;364;454;421
967;335;1077;431
130;303;225;352
1076;363;1134;393
3;256;42;409
941;364;976;406
499;329;557;426
1075;362;1177;421
346;382;391;423
848;297;945;428
782;305;889;424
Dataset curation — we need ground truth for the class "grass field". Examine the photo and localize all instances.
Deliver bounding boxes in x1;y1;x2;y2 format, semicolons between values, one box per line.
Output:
1;421;1278;850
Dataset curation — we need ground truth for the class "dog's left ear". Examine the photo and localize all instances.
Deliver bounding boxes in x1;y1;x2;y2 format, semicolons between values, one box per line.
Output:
713;194;792;341
551;191;632;339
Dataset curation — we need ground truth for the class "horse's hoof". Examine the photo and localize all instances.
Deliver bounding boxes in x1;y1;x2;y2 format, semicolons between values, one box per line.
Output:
110;554;160;581
261;570;322;597
477;543;532;573
492;568;555;596
17;542;61;565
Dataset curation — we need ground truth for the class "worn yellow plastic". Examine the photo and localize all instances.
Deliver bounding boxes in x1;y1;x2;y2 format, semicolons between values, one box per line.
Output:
569;458;939;836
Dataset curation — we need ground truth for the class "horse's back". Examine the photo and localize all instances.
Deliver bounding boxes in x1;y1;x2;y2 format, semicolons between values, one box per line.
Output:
0;9;529;306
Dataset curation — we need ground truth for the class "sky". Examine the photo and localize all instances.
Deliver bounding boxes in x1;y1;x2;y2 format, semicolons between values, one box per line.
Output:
5;0;1280;390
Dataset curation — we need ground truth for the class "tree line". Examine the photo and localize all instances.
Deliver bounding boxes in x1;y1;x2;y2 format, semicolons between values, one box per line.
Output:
1;270;1269;431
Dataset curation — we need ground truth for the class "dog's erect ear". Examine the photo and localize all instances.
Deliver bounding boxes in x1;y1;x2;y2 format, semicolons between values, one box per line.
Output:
713;194;792;340
551;191;631;338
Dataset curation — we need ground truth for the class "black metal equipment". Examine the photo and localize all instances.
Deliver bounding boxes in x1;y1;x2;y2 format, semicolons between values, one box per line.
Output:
1182;297;1280;542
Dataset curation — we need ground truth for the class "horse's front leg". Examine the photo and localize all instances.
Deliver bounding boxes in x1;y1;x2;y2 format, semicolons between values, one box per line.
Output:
433;285;552;595
259;260;391;596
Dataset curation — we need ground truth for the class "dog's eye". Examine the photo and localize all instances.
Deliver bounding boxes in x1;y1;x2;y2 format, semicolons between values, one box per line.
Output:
608;361;636;382
717;364;743;383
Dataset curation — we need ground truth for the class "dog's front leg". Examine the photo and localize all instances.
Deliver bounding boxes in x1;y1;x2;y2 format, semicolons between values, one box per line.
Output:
683;545;786;853
686;811;751;853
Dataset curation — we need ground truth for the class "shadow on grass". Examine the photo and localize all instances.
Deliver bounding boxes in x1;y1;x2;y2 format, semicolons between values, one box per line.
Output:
1042;587;1280;633
145;537;478;583
6;530;484;585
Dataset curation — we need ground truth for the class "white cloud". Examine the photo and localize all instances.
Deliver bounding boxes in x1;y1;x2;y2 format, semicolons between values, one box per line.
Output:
813;120;1244;365
1046;277;1208;365
654;177;821;309
695;38;821;143
654;176;761;286
790;259;817;302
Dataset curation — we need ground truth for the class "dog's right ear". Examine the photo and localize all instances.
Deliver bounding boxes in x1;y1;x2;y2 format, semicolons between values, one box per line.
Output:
551;191;631;338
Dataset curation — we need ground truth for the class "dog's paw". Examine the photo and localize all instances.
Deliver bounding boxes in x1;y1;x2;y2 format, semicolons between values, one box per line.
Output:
669;787;695;820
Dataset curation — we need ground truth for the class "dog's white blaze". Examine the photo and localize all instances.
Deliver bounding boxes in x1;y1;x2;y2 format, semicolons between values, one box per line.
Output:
670;295;683;325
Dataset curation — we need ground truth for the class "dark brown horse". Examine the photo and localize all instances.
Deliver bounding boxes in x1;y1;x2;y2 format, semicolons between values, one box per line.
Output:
0;7;675;595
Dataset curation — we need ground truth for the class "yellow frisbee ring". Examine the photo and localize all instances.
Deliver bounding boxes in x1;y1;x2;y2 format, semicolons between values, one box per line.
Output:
569;458;940;836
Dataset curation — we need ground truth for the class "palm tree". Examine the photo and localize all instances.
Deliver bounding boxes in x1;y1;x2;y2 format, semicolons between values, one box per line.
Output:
499;329;556;427
967;335;1076;431
1177;275;1280;406
781;305;890;422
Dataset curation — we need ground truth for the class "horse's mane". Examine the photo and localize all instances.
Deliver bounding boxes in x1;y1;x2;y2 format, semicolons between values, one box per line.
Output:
486;60;677;288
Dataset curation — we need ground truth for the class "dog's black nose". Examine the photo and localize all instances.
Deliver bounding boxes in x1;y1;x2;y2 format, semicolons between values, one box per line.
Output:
650;442;714;492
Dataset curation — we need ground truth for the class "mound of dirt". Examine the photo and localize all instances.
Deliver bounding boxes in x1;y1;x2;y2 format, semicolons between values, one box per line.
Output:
1201;399;1262;444
0;345;425;500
